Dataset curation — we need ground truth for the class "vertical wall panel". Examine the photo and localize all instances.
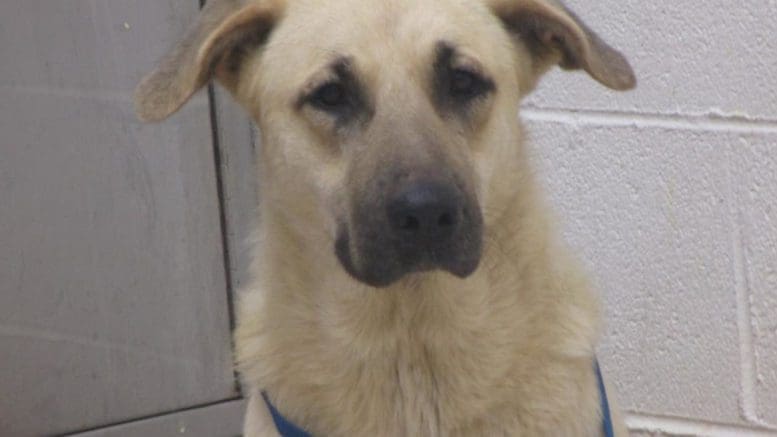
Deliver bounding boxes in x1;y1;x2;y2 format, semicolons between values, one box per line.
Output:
0;1;237;435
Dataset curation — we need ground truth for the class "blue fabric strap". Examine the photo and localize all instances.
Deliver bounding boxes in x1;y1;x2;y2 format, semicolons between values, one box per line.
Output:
261;392;312;437
594;359;615;437
263;361;614;437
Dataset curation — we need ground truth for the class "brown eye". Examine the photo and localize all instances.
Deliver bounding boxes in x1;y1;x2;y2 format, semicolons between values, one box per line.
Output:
449;68;491;101
451;70;474;93
311;82;347;109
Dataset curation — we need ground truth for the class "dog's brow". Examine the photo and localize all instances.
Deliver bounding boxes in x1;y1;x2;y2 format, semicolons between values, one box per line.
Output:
435;40;458;65
432;40;495;117
294;55;354;109
330;56;353;76
294;54;372;127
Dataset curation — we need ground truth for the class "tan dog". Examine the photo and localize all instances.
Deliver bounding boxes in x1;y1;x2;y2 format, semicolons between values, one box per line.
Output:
135;0;635;435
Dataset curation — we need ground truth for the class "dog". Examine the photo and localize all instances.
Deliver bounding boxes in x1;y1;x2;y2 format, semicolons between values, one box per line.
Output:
135;0;635;435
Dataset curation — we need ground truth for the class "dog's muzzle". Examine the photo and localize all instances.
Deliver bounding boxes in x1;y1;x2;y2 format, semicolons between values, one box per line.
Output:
336;178;483;287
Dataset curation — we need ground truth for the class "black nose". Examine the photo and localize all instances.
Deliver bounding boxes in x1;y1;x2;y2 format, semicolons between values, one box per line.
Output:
387;181;462;244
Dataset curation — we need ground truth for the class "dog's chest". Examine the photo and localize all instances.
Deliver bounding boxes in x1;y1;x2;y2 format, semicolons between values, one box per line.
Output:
277;332;601;437
293;335;530;436
384;345;456;435
248;272;603;436
319;345;477;436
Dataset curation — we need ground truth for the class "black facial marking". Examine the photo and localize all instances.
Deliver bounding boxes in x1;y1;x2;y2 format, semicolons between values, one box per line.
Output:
300;58;370;128
336;168;484;288
433;42;495;114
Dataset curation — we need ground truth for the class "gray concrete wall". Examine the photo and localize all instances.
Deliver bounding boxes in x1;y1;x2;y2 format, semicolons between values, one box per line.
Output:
528;1;777;435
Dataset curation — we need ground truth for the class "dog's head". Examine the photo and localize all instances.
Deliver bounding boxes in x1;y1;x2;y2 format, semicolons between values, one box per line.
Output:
135;0;634;287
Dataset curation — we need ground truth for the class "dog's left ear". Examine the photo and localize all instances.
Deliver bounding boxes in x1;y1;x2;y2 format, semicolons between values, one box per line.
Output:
489;0;636;91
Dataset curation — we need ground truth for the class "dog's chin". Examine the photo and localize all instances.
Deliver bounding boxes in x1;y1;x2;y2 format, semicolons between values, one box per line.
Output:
335;230;481;288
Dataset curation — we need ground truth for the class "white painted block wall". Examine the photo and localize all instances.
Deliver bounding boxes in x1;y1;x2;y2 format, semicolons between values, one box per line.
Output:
527;1;777;435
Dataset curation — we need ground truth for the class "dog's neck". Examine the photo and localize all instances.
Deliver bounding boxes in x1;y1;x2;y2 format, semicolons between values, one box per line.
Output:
236;174;602;436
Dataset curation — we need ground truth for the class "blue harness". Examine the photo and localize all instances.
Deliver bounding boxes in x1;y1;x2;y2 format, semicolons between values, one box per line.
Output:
261;392;311;437
594;359;615;437
262;359;614;437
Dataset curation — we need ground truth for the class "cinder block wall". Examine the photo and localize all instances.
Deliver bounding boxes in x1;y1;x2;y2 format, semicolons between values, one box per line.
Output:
527;1;777;435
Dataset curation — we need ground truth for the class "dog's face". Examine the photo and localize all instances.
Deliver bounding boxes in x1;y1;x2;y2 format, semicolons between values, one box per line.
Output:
136;0;634;287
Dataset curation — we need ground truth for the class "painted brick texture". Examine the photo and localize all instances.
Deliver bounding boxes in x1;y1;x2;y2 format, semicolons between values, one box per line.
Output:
526;1;777;435
527;1;777;120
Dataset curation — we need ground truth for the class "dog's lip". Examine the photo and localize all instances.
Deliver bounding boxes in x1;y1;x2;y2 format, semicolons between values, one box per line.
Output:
443;255;480;279
334;229;360;281
335;228;481;288
335;229;402;288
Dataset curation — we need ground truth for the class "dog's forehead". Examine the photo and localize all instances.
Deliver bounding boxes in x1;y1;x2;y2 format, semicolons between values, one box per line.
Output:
260;0;514;93
283;0;488;38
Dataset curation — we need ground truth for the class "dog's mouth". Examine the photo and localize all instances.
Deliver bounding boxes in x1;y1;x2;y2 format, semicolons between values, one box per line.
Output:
334;214;483;288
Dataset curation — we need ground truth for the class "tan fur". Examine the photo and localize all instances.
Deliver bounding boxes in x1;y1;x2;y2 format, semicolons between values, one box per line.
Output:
135;0;635;435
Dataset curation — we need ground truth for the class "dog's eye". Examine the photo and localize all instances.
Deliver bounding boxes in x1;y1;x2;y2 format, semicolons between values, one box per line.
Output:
310;82;348;109
449;69;490;100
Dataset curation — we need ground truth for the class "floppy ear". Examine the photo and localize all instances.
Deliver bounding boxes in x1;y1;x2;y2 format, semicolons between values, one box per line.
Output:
489;0;635;90
134;0;282;122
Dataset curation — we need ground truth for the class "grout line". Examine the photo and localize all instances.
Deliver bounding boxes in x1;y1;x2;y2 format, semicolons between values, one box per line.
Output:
522;104;777;124
521;108;777;134
522;105;777;126
725;142;762;425
627;413;777;436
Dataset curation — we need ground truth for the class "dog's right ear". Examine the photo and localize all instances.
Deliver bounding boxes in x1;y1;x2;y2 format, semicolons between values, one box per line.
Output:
134;0;283;122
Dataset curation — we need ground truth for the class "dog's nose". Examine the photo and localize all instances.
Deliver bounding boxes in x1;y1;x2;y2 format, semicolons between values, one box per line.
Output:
387;181;461;244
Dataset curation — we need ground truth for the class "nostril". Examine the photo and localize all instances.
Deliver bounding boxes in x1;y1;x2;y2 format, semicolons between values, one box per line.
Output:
399;215;420;231
438;212;454;228
387;180;463;240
